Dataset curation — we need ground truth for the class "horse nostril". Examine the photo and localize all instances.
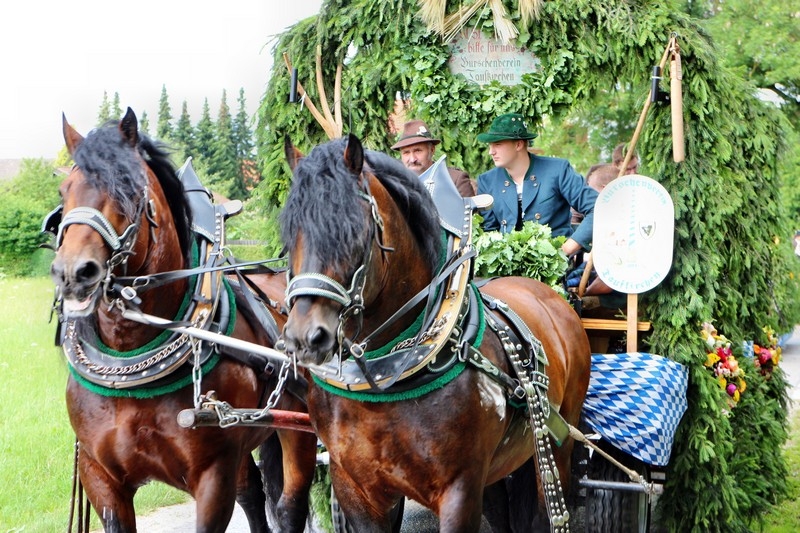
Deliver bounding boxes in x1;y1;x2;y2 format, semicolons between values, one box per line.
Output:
307;326;331;351
75;260;102;284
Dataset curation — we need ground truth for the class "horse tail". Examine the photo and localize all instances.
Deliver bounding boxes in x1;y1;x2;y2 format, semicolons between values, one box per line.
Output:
259;432;284;526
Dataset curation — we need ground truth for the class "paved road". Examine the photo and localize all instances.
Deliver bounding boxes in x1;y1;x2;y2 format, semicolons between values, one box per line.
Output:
109;326;800;532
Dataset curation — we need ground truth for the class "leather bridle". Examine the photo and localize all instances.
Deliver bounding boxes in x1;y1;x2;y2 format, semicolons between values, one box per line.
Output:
284;175;386;361
45;182;157;293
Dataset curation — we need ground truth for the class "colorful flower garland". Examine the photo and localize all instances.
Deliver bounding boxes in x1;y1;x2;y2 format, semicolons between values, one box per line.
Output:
701;322;746;406
753;325;782;378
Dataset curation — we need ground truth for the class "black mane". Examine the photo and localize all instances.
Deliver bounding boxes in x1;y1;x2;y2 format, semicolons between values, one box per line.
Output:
280;137;441;276
73;123;193;259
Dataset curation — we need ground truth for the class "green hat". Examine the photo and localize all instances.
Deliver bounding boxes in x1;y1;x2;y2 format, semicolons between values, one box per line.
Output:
476;113;537;143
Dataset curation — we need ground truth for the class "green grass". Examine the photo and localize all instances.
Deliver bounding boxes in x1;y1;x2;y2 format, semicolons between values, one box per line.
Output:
763;408;800;532
0;277;187;532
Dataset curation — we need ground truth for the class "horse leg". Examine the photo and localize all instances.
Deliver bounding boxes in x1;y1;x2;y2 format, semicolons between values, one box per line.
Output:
482;458;540;533
327;461;391;533
438;479;487;533
482;481;511;532
78;456;137;533
235;453;269;533
274;428;318;532
193;461;238;533
259;433;284;527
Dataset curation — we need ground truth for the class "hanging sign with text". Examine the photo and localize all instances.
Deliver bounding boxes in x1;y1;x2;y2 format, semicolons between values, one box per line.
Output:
592;174;675;294
448;29;541;86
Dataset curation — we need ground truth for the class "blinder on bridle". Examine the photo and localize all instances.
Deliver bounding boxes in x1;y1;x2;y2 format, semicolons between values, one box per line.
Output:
42;185;158;274
284;179;387;358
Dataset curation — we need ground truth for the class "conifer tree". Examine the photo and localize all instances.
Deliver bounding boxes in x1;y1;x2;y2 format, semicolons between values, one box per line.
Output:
157;84;173;141
233;88;259;192
139;111;151;137
208;90;245;199
173;101;195;161
194;98;215;162
233;88;255;161
96;91;111;126
111;92;122;121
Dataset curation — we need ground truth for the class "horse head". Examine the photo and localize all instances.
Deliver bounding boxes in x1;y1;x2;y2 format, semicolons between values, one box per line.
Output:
50;108;190;323
279;134;441;367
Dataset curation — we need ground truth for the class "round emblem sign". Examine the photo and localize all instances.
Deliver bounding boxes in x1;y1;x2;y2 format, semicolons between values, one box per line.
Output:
592;174;674;294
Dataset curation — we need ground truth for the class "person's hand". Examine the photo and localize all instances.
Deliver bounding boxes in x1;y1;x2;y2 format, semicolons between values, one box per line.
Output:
561;238;582;256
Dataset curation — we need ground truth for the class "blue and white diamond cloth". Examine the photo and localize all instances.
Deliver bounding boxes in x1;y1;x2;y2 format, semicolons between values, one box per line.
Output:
582;352;688;467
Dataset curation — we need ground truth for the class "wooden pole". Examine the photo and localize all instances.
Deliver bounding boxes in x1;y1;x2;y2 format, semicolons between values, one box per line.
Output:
627;293;638;353
615;36;677;352
617;37;675;179
670;40;685;162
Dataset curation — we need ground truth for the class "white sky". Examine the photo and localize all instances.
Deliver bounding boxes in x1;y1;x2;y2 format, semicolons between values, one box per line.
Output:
0;0;323;159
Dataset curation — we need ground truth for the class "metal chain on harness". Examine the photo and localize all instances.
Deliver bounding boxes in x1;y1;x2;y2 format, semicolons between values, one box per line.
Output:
197;359;293;428
497;323;571;533
191;336;204;409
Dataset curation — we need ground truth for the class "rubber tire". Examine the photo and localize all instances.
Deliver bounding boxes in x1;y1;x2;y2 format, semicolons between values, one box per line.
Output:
331;487;405;533
585;446;650;533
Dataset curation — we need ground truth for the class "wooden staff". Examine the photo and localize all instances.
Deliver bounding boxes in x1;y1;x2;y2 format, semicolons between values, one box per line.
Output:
614;35;682;352
670;39;685;162
283;50;343;139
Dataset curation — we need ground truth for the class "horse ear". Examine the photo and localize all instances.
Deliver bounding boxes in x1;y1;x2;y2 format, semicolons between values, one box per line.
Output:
284;135;304;172
343;133;364;176
119;107;139;147
62;113;84;156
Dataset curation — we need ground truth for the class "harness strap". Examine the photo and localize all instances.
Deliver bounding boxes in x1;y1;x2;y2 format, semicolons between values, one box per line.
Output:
110;258;286;293
358;245;476;348
482;300;571;532
232;270;282;343
59;207;125;250
462;344;524;398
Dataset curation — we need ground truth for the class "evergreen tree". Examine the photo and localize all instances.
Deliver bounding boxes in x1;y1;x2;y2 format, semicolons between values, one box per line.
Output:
111;92;122;120
207;90;245;199
233;88;255;161
233;88;259;192
97;91;111;126
194;98;215;162
139;111;151;137
172;101;195;161
157;84;173;141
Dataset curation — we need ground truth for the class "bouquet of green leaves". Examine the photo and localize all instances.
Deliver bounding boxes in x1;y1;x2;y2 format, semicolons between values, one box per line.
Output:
472;218;569;295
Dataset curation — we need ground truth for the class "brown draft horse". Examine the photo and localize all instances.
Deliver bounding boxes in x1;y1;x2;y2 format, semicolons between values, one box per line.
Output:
49;108;317;532
279;135;591;532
